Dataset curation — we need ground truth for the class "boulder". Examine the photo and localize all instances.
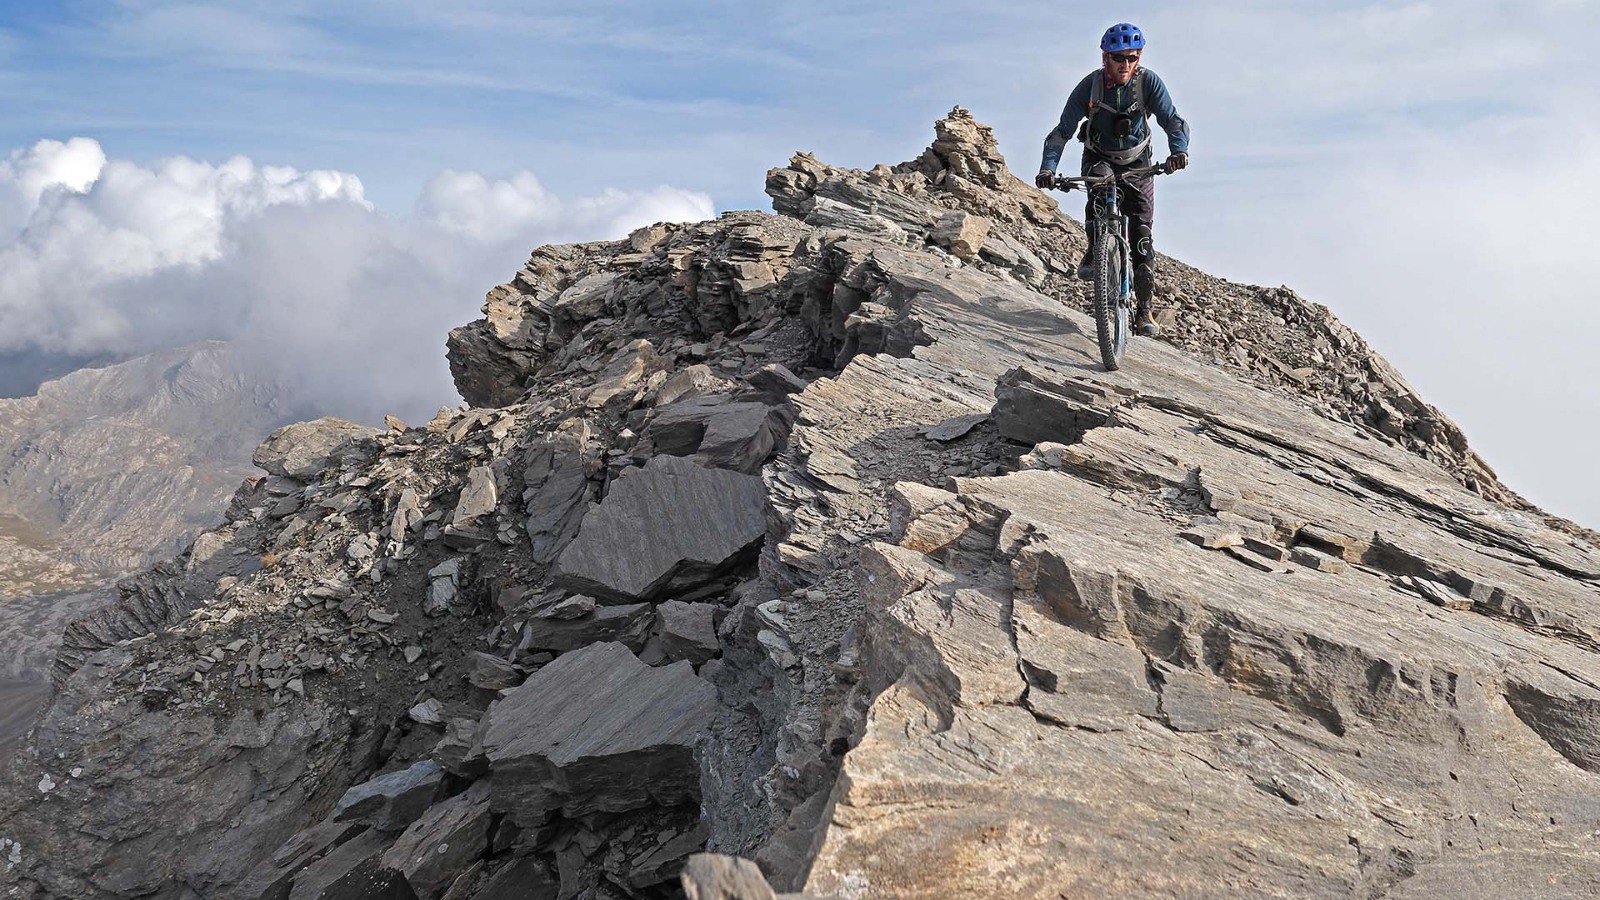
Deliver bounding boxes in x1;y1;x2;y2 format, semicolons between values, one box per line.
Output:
473;856;560;900
452;467;498;524
523;602;654;654
465;651;523;692
236;820;365;900
640;600;720;666
430;716;488;779
380;782;493;900
554;455;767;603
285;828;415;900
522;430;595;567
424;559;467;617
583;338;660;408
629;823;710;889
991;367;1134;447
332;760;445;833
543;593;596;619
925;412;988;442
930;210;990;259
641;398;794;474
253;417;379;480
745;363;807;401
680;853;778;900
389;488;423;545
480;642;715;821
656;364;734;406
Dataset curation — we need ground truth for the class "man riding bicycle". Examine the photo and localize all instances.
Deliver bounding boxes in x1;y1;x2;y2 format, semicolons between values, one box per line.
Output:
1035;22;1190;338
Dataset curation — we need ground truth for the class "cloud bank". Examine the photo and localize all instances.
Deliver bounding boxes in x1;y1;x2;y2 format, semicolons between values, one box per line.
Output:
0;138;713;423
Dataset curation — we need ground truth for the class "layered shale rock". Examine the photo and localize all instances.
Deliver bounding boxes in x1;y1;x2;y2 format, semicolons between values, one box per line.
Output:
3;109;1598;900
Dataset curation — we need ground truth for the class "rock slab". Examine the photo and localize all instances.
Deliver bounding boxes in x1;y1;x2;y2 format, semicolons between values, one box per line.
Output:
253;417;378;480
555;454;767;602
480;642;715;820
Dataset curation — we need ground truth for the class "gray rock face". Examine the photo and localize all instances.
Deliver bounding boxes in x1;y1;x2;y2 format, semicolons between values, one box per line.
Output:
0;680;51;752
379;782;493;900
1;650;370;899
481;642;715;821
254;417;380;480
555;454;767;603
333;760;445;833
285;829;416;900
234;820;365;900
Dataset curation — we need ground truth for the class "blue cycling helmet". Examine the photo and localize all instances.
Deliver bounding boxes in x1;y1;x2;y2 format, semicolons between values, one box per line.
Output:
1101;23;1145;52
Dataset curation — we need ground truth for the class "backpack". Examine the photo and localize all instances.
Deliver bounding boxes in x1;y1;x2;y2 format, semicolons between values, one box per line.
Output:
1078;68;1151;164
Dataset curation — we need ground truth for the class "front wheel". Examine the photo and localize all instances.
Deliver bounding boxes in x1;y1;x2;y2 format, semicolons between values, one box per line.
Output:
1091;222;1130;370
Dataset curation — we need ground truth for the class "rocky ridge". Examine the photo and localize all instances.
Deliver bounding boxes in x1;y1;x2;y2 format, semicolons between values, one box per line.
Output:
2;109;1598;899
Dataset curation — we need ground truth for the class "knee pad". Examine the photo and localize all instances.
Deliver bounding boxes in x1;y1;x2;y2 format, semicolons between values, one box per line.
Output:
1129;223;1154;267
1129;223;1155;289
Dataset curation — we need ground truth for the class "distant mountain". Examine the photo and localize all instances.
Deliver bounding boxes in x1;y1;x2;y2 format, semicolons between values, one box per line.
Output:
0;515;100;599
0;347;115;400
0;341;297;573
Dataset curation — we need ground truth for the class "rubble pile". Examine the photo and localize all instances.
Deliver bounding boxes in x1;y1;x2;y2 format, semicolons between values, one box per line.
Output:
3;108;1598;900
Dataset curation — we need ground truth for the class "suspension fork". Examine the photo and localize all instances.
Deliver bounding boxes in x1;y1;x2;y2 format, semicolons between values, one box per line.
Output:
1097;185;1132;300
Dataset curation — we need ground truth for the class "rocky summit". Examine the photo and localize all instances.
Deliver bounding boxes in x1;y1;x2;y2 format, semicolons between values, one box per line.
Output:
3;108;1599;900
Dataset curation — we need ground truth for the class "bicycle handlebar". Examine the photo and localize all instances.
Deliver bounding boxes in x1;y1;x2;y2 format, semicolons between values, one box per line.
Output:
1051;165;1170;192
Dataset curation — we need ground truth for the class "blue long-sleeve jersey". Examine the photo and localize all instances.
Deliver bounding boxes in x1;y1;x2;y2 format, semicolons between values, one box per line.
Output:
1039;67;1190;172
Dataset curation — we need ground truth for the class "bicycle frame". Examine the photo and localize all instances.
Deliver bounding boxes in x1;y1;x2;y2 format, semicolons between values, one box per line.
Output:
1046;165;1167;369
1052;165;1166;279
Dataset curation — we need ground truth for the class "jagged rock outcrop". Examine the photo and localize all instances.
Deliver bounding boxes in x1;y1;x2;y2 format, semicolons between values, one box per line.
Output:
3;108;1598;900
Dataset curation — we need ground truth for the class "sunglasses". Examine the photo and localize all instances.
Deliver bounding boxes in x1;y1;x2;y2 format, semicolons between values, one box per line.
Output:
1108;53;1141;64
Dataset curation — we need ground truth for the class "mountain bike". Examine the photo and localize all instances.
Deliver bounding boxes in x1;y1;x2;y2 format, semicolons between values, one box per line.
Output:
1051;165;1168;371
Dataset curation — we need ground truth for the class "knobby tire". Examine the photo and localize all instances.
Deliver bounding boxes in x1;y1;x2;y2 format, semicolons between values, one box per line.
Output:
1091;221;1129;371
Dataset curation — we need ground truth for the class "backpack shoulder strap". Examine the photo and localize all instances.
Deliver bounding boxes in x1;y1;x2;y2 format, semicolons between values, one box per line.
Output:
1133;68;1148;116
1088;70;1104;113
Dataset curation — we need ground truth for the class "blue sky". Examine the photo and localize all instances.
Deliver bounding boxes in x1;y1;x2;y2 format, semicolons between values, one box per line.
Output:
1;1;1598;525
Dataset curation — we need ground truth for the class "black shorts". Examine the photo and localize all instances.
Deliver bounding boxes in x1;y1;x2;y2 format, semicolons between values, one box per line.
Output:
1080;148;1154;231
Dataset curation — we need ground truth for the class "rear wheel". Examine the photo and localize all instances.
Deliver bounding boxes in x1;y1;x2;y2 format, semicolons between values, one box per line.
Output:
1091;221;1130;370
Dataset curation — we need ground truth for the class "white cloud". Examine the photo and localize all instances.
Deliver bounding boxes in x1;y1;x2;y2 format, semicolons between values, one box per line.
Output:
418;169;712;242
0;138;713;424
